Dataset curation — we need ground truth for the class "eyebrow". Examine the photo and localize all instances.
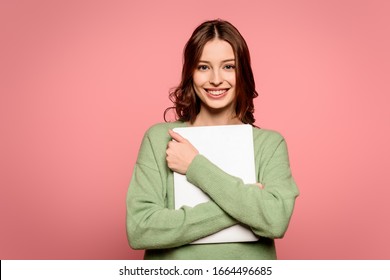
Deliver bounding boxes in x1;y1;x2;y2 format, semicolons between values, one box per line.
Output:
198;59;235;63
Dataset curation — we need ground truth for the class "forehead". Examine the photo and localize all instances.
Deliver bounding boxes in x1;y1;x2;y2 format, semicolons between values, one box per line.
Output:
200;39;235;61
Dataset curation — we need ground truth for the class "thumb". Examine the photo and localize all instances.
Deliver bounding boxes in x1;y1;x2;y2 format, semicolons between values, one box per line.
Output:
168;129;186;142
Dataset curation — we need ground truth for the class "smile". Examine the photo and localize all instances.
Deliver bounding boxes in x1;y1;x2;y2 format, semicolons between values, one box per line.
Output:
204;88;229;98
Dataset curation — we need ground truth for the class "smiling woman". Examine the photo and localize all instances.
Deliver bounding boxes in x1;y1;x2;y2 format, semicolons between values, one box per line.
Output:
165;19;258;126
126;19;299;260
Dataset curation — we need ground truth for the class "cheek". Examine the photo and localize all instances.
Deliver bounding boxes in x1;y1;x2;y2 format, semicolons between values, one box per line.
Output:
226;73;236;86
193;72;208;87
191;77;202;96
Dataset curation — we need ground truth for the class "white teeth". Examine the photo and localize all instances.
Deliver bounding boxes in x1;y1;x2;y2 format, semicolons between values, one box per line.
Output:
206;89;227;96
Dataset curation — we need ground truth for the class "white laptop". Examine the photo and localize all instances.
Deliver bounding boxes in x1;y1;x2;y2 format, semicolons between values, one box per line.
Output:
173;124;259;244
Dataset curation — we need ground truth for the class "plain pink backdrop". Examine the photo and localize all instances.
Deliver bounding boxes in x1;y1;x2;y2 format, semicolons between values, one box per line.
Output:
1;0;389;259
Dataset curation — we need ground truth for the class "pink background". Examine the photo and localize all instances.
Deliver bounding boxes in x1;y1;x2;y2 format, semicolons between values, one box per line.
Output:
1;0;389;259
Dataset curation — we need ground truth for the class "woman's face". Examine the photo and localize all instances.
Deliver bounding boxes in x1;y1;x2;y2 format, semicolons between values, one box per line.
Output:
193;39;236;115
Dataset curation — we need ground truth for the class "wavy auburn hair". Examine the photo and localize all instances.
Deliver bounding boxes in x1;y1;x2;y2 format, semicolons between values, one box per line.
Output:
164;19;258;125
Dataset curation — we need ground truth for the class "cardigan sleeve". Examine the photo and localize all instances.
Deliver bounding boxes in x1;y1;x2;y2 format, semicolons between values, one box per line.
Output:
126;133;237;250
186;135;299;239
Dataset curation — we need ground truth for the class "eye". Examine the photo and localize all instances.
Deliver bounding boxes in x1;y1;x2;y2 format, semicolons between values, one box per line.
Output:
197;65;209;71
224;64;236;70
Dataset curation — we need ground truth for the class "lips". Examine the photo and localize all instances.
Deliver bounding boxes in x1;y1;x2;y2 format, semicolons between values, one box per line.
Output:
204;88;229;98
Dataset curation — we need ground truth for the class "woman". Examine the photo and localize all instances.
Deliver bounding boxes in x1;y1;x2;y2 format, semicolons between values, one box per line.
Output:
126;19;299;260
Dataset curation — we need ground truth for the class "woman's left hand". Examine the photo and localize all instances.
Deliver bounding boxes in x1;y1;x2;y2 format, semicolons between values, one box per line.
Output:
166;129;199;175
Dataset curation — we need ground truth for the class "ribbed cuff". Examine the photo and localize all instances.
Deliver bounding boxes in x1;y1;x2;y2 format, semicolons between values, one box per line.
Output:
186;154;209;188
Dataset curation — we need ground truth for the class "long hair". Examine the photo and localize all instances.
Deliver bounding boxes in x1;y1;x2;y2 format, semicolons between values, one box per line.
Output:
164;19;258;125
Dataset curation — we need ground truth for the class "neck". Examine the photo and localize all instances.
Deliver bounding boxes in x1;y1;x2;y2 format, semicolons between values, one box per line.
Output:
190;108;243;126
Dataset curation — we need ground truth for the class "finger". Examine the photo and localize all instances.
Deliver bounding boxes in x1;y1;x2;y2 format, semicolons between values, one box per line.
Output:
255;183;264;189
167;139;174;149
168;129;186;142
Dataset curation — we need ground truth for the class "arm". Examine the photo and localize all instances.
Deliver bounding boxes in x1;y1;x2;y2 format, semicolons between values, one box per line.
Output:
186;135;299;239
126;133;237;250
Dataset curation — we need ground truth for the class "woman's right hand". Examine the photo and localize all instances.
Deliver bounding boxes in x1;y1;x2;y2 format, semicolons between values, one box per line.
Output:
166;129;199;175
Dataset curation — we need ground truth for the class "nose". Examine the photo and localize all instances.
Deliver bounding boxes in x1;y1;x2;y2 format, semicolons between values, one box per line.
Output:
209;69;223;86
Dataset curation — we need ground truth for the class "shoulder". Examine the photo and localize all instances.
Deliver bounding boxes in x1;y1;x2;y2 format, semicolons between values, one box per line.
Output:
136;121;185;166
251;127;290;158
141;121;187;148
252;127;285;145
144;121;186;138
